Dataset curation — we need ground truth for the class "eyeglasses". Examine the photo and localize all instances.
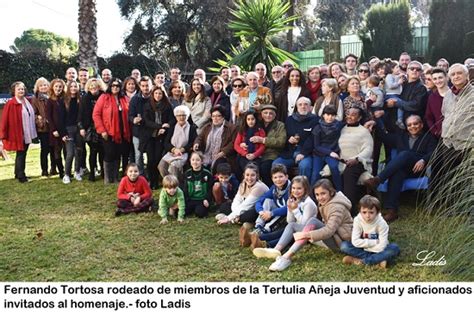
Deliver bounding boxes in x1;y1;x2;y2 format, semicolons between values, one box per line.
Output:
358;69;369;73
111;84;121;88
175;114;186;117
282;64;292;68
409;67;421;72
272;71;282;74
256;68;265;71
233;84;243;88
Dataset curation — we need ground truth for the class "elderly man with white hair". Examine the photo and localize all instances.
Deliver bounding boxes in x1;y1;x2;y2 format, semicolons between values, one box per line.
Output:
194;68;211;93
234;71;272;120
255;63;270;87
430;63;474;194
158;105;198;180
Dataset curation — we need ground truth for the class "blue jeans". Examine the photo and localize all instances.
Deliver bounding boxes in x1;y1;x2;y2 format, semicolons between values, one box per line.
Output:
260;228;285;248
311;155;342;190
132;136;144;174
340;241;400;265
379;150;421;210
273;152;312;179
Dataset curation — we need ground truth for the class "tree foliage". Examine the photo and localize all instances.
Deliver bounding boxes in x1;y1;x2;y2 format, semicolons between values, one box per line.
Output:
12;29;78;61
117;0;237;71
359;0;412;61
429;0;474;63
220;0;298;72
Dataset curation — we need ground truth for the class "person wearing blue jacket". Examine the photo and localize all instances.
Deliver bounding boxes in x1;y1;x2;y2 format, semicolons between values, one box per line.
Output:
243;164;290;249
272;97;318;179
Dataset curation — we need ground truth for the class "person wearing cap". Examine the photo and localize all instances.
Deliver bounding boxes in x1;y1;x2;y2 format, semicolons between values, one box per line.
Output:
253;104;287;186
193;105;236;173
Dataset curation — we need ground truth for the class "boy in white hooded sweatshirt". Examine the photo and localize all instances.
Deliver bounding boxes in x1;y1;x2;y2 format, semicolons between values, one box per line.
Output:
340;195;400;268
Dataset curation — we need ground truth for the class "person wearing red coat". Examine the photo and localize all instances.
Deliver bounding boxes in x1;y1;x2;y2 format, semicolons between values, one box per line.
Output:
93;78;131;184
233;111;266;178
0;82;37;182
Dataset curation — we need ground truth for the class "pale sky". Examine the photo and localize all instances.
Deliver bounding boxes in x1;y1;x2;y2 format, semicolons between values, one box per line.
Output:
0;0;131;56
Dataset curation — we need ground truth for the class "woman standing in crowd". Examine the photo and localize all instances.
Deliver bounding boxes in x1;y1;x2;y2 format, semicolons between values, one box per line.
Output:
313;78;344;121
357;62;371;94
208;76;231;121
140;86;174;189
306;66;322;104
183;78;211;134
47;78;67;179
0;81;37;183
61;81;81;184
229;76;246;124
168;80;185;109
123;76;138;101
158;105;197;180
93;78;131;184
78;78;106;181
275;68;311;122
337;73;350;102
328;62;345;79
193;106;235;173
31;77;53;176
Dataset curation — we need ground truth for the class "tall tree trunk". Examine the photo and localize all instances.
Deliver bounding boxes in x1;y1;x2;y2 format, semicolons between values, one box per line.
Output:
286;0;295;51
78;0;98;74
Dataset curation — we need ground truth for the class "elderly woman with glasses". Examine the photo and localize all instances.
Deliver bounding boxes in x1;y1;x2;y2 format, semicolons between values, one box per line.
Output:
229;76;246;124
357;62;371;94
93;78;131;184
192;105;236;173
158;105;197;181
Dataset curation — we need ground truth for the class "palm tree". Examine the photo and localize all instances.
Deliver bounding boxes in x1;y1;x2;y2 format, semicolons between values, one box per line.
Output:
228;0;298;71
78;0;98;74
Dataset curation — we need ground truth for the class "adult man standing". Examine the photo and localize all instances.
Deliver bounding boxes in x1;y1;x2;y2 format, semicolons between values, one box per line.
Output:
425;67;449;139
194;68;211;93
65;67;77;84
154;71;166;88
386;61;428;129
128;76;153;173
398;52;411;74
269;65;284;100
436;58;449;72
78;68;89;97
101;68;112;86
131;69;141;82
344;53;358;76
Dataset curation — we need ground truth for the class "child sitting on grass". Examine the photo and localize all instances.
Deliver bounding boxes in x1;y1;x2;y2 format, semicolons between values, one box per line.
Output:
159;175;186;224
116;163;154;216
184;151;213;218
212;162;239;207
241;163;290;249
340;195;400;268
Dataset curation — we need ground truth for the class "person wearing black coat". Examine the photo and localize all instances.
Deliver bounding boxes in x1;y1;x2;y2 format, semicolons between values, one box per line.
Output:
208;76;231;121
365;115;437;222
274;68;312;122
139;86;174;189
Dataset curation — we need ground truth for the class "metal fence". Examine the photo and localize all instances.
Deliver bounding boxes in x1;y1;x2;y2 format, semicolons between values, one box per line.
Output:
294;50;325;71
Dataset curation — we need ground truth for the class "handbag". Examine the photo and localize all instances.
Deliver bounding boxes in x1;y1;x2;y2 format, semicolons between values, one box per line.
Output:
85;126;100;143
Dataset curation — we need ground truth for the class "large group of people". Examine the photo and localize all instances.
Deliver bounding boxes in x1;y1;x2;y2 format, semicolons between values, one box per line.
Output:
1;52;472;272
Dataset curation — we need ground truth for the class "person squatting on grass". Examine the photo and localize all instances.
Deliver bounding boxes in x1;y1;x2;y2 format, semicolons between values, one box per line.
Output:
340;195;400;268
211;162;240;207
254;179;352;272
159;175;186;224
183;151;213;218
116;163;154;216
241;163;291;249
216;163;269;225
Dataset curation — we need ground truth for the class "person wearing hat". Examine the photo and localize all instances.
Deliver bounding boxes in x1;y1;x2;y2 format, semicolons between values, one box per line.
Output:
193;105;237;173
208;76;231;121
252;104;287;186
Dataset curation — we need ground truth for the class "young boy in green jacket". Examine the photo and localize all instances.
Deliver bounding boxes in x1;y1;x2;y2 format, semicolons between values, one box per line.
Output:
159;175;186;224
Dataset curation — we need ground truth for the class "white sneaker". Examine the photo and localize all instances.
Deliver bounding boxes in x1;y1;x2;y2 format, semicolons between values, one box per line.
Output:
95;168;101;177
215;213;226;221
74;172;82;181
269;256;292;271
62;175;71;184
253;248;281;259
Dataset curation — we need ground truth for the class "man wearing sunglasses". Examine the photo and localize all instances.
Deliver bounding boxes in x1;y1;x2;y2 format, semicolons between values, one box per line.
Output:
385;61;427;131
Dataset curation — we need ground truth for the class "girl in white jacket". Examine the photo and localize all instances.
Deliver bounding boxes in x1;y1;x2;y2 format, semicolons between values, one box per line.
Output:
340;195;400;268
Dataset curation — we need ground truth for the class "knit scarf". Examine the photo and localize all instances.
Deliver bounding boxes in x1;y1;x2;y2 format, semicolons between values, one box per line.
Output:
307;80;321;101
320;120;340;135
204;123;224;166
245;127;256;153
17;97;37;144
291;112;313;122
171;122;190;149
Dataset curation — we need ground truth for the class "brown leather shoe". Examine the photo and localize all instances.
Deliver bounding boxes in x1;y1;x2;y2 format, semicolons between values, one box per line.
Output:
383;209;399;223
365;176;382;190
250;231;266;250
342;256;363;265
239;226;251;247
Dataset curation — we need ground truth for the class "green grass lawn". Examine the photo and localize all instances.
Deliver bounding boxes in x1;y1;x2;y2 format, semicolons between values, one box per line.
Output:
0;147;457;281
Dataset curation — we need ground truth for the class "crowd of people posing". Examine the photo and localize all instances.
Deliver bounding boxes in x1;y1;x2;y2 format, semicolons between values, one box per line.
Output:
1;52;472;271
